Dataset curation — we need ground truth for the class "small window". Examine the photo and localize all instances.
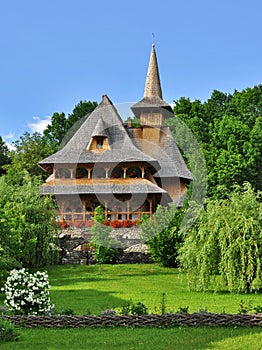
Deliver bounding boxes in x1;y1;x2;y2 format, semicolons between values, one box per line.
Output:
96;137;104;149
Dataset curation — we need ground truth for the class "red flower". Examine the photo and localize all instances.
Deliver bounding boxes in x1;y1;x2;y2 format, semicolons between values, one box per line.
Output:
85;220;95;227
123;219;133;228
109;220;123;228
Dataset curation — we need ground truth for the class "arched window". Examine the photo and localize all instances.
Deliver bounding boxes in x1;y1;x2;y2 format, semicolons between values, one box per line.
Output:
127;166;142;178
110;167;123;178
76;167;88;179
56;168;70;179
92;167;106;178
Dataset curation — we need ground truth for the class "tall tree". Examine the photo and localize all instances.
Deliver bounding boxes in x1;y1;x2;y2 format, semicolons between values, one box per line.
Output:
67;100;98;129
179;183;262;293
7;132;54;179
168;85;262;198
0;136;11;176
43;100;97;150
0;171;59;272
43;112;67;148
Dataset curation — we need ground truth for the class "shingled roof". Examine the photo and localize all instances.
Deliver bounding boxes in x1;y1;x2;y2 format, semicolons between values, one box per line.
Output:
38;95;159;173
41;178;169;196
131;44;173;115
144;43;162;99
127;128;192;180
91;117;108;137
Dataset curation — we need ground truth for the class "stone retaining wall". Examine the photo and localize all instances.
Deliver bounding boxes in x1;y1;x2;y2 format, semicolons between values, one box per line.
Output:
59;226;151;265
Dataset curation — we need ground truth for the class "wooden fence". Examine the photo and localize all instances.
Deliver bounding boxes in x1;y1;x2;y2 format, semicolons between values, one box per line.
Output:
2;313;262;328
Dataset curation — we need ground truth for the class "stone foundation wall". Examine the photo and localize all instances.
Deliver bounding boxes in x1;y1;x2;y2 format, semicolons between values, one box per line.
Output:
59;226;151;265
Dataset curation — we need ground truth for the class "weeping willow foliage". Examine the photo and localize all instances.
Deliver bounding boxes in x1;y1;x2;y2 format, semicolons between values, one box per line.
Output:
179;183;262;293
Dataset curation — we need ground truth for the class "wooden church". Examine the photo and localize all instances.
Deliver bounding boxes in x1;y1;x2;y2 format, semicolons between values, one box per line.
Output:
38;45;192;226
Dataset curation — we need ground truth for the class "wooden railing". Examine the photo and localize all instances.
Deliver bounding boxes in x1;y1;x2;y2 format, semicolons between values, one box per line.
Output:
59;211;151;223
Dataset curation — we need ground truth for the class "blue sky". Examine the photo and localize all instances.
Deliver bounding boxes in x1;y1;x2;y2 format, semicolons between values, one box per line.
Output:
1;0;261;145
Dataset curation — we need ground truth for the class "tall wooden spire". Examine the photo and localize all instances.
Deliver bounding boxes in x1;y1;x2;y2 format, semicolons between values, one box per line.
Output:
131;44;173;125
144;44;163;99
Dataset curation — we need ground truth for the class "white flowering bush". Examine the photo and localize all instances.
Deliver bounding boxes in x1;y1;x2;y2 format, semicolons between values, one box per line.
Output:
1;268;54;315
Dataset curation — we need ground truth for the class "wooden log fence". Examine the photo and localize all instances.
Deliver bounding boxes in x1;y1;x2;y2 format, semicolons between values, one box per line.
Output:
2;313;262;328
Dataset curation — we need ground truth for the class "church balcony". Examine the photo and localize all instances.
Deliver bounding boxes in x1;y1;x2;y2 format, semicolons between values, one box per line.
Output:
57;210;151;228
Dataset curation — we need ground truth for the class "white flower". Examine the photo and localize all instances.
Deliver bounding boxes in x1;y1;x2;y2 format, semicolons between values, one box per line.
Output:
2;268;54;315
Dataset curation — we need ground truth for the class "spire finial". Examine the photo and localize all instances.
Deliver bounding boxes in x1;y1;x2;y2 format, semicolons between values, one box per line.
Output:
152;32;155;47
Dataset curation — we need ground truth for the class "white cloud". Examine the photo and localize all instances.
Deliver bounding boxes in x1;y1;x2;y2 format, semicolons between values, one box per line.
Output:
4;132;15;140
2;132;16;150
6;142;16;151
28;116;51;134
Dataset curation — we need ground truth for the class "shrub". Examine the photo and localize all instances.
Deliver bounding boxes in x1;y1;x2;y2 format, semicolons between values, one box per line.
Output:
1;268;54;315
119;301;148;315
90;223;123;264
0;319;19;342
101;309;116;316
130;301;148;315
141;204;185;267
61;308;75;315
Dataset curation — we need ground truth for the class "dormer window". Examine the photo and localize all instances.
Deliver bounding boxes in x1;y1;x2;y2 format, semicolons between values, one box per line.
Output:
86;135;110;152
86;117;111;152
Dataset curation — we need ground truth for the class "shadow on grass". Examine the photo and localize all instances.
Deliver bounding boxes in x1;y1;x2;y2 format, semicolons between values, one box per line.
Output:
46;265;117;287
46;264;179;287
50;288;128;315
50;276;117;287
119;271;176;278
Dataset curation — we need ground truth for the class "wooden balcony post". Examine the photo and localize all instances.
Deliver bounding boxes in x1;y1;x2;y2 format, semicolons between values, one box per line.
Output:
82;200;86;222
105;168;110;178
141;166;145;178
127;201;130;220
149;198;153;219
105;201;108;220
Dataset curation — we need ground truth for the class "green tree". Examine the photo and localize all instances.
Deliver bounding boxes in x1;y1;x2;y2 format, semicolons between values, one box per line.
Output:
89;206;122;264
7;132;54;179
43;100;97;150
140;204;185;267
0;136;11;176
179;183;262;293
247;116;262;190
67;100;98;129
0;171;59;273
43;112;67;149
169;85;262;198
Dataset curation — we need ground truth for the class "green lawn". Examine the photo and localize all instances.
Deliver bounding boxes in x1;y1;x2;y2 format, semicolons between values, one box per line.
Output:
1;264;262;349
45;264;262;315
1;327;262;350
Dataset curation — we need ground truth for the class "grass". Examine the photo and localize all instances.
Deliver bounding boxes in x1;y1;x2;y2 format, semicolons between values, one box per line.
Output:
1;327;262;350
1;263;262;349
44;264;262;315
